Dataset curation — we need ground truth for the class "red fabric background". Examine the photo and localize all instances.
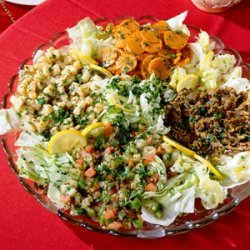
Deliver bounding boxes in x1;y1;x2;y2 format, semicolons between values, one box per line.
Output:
0;0;249;249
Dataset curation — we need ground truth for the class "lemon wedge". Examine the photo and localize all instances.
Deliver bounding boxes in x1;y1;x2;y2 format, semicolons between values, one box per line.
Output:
48;130;87;154
109;94;134;113
70;50;98;65
176;74;199;92
89;64;113;78
70;50;112;78
81;122;105;137
162;135;223;179
199;50;214;73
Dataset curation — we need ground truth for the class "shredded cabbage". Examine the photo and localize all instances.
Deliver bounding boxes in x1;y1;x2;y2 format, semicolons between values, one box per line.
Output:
0;108;21;135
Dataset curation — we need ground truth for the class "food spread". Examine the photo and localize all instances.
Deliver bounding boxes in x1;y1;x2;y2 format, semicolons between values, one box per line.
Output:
0;12;249;231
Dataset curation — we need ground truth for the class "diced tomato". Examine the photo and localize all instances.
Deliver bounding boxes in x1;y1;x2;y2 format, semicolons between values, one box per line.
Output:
130;130;137;137
85;145;95;154
84;166;96;178
103;122;114;136
60;195;71;204
75;158;84;168
103;208;116;220
128;158;134;167
104;146;114;154
145;182;157;192
144;154;155;164
149;173;159;184
156;146;166;155
90;181;100;192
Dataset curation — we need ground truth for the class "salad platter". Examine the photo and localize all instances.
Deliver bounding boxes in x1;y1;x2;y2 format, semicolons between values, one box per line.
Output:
0;12;249;238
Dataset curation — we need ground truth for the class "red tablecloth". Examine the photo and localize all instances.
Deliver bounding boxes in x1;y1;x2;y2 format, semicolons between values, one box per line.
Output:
0;1;33;33
0;0;250;249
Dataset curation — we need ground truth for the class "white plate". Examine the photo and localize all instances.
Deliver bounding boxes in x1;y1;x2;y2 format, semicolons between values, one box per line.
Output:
5;0;45;6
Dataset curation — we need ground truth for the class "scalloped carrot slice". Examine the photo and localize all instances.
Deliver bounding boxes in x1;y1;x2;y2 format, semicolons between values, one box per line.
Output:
114;26;133;48
107;63;121;75
116;52;137;73
164;30;189;50
142;40;162;54
158;48;172;59
119;19;140;32
100;48;118;67
140;28;160;43
126;32;145;55
150;20;170;34
141;54;155;79
148;57;171;79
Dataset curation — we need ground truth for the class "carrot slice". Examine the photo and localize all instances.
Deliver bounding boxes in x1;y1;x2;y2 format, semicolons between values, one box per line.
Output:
158;48;173;59
114;26;132;48
126;32;145;55
140;28;160;43
100;48;118;67
150;20;170;34
116;52;137;73
142;40;162;54
119;19;139;32
141;54;155;79
164;30;188;50
148;57;172;79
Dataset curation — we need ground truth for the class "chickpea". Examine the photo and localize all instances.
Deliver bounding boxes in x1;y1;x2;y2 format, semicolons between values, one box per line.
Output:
41;104;53;116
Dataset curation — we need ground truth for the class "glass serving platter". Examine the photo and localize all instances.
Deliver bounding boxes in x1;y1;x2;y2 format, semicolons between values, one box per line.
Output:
1;16;250;238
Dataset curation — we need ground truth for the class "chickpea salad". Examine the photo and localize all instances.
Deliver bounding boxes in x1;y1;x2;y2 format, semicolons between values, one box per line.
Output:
0;12;249;231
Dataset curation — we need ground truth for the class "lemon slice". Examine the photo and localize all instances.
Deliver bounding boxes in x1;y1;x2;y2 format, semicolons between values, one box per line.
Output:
109;94;134;113
162;135;195;157
48;130;87;154
81;122;105;137
176;74;199;92
89;64;113;78
194;154;223;179
199;50;214;73
162;135;223;179
70;50;98;65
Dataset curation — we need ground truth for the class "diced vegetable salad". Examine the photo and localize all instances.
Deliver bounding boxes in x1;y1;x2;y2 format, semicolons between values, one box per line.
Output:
0;12;249;231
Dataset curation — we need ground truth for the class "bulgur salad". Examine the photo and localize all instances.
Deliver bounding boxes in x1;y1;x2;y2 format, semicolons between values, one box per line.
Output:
0;12;249;231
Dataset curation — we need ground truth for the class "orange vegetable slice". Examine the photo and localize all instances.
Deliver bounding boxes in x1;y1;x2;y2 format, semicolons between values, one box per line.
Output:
150;20;170;34
126;32;145;55
114;26;132;48
140;28;160;43
100;48;118;67
148;57;172;79
141;54;155;79
116;52;137;73
158;48;173;59
164;30;189;50
119;19;139;32
142;40;162;54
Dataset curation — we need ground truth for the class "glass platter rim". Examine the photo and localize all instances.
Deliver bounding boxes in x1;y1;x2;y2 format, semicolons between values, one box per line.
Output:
1;15;250;238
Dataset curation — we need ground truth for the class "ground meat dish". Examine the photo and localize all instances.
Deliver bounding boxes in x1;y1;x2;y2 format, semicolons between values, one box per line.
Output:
164;87;250;156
